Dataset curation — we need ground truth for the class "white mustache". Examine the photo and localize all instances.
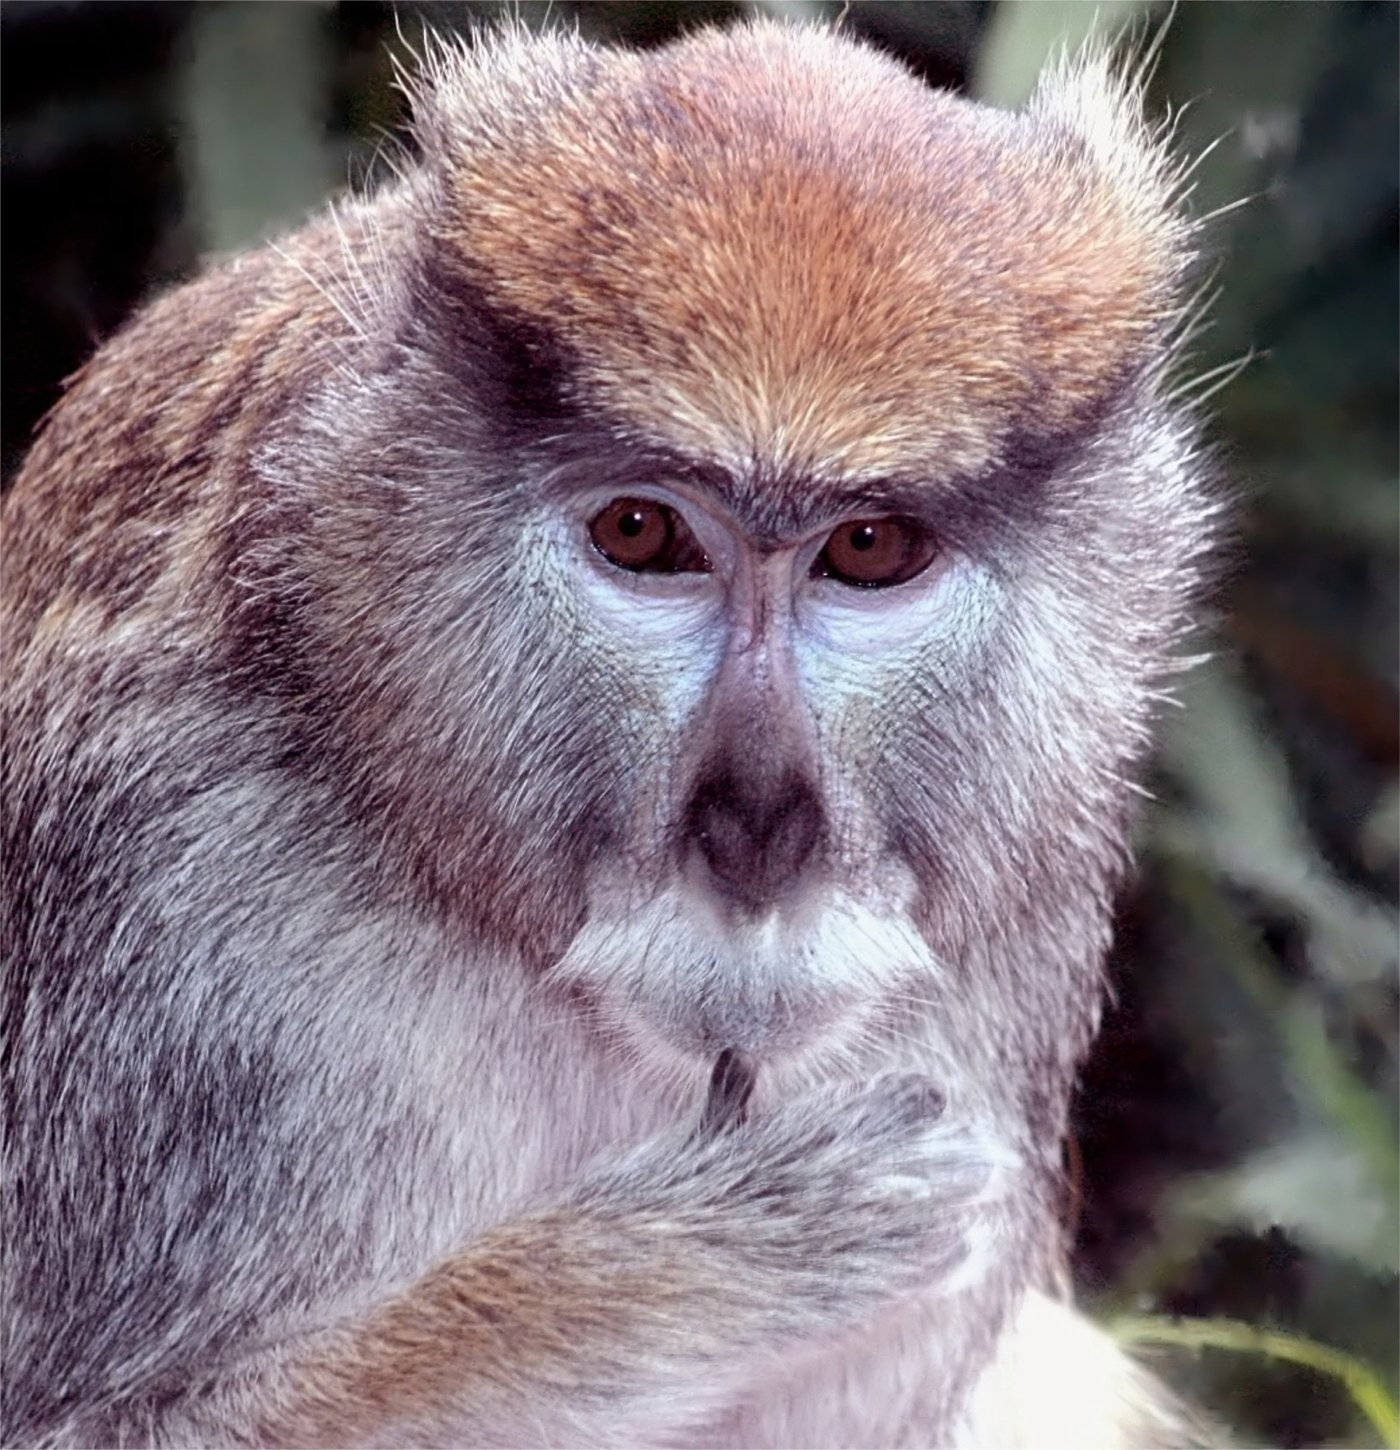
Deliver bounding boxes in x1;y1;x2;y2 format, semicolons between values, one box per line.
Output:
547;880;944;1061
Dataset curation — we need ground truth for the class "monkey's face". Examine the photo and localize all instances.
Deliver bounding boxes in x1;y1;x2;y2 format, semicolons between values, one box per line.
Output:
524;403;1188;1104
543;471;992;1074
298;24;1207;1113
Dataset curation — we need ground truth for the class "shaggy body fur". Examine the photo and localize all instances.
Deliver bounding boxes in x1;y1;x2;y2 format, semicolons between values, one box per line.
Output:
3;22;1213;1447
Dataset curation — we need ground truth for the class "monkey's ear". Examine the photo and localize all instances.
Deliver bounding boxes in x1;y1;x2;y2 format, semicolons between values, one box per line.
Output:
402;23;600;182
1025;39;1197;277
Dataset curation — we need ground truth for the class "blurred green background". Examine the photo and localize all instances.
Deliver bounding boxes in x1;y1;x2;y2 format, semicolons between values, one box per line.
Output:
3;3;1395;1444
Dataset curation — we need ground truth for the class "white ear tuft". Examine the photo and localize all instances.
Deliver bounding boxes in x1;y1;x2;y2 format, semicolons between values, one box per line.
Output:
1028;38;1196;259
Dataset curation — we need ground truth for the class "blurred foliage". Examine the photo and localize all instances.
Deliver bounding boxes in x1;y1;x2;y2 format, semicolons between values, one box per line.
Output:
2;3;1395;1444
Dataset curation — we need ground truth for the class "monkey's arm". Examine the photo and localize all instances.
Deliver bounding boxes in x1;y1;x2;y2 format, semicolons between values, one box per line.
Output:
156;1077;1005;1450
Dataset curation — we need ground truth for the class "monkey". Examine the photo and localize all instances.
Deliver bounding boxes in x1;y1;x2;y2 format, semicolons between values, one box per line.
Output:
1;17;1218;1448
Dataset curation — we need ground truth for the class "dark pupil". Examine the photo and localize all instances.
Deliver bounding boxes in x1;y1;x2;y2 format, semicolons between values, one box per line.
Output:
618;510;647;538
849;524;877;551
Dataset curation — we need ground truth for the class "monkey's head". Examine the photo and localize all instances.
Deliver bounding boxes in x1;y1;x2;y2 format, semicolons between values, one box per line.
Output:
262;23;1211;1132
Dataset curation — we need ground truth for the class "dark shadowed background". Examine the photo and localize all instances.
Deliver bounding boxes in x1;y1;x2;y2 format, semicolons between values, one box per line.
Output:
3;3;1396;1444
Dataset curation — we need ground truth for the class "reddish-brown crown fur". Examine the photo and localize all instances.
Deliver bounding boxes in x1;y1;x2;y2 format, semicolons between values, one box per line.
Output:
420;22;1189;480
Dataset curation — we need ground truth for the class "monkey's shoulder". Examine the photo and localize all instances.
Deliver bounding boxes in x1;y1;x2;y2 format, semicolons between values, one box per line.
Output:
2;203;393;656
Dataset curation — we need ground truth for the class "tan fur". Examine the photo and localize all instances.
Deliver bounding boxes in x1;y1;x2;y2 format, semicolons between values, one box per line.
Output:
422;26;1188;477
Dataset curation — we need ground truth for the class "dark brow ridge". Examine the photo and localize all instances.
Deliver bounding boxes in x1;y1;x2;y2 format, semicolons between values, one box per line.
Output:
518;327;1148;541
528;414;1092;550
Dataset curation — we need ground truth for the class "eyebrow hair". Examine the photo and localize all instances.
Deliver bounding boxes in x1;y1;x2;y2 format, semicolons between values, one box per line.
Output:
701;427;1079;546
525;436;861;542
525;398;1091;554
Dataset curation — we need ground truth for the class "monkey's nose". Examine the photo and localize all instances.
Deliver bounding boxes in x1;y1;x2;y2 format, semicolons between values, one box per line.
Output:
686;769;824;910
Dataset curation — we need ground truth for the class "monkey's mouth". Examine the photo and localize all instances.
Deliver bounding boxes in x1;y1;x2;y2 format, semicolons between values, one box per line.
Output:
553;964;872;1085
547;873;934;1074
637;982;857;1061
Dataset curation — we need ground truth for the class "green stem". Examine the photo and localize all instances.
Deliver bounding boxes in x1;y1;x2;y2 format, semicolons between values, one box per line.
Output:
1112;1314;1400;1448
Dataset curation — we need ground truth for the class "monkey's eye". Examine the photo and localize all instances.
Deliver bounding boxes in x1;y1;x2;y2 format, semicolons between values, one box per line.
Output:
812;517;939;588
589;498;710;574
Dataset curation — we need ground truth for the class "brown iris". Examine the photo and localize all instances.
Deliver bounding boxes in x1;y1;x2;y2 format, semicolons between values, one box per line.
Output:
813;517;939;588
589;498;710;574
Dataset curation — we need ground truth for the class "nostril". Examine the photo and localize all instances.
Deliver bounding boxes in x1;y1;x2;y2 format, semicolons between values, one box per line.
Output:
766;780;822;882
687;770;823;909
691;786;753;878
